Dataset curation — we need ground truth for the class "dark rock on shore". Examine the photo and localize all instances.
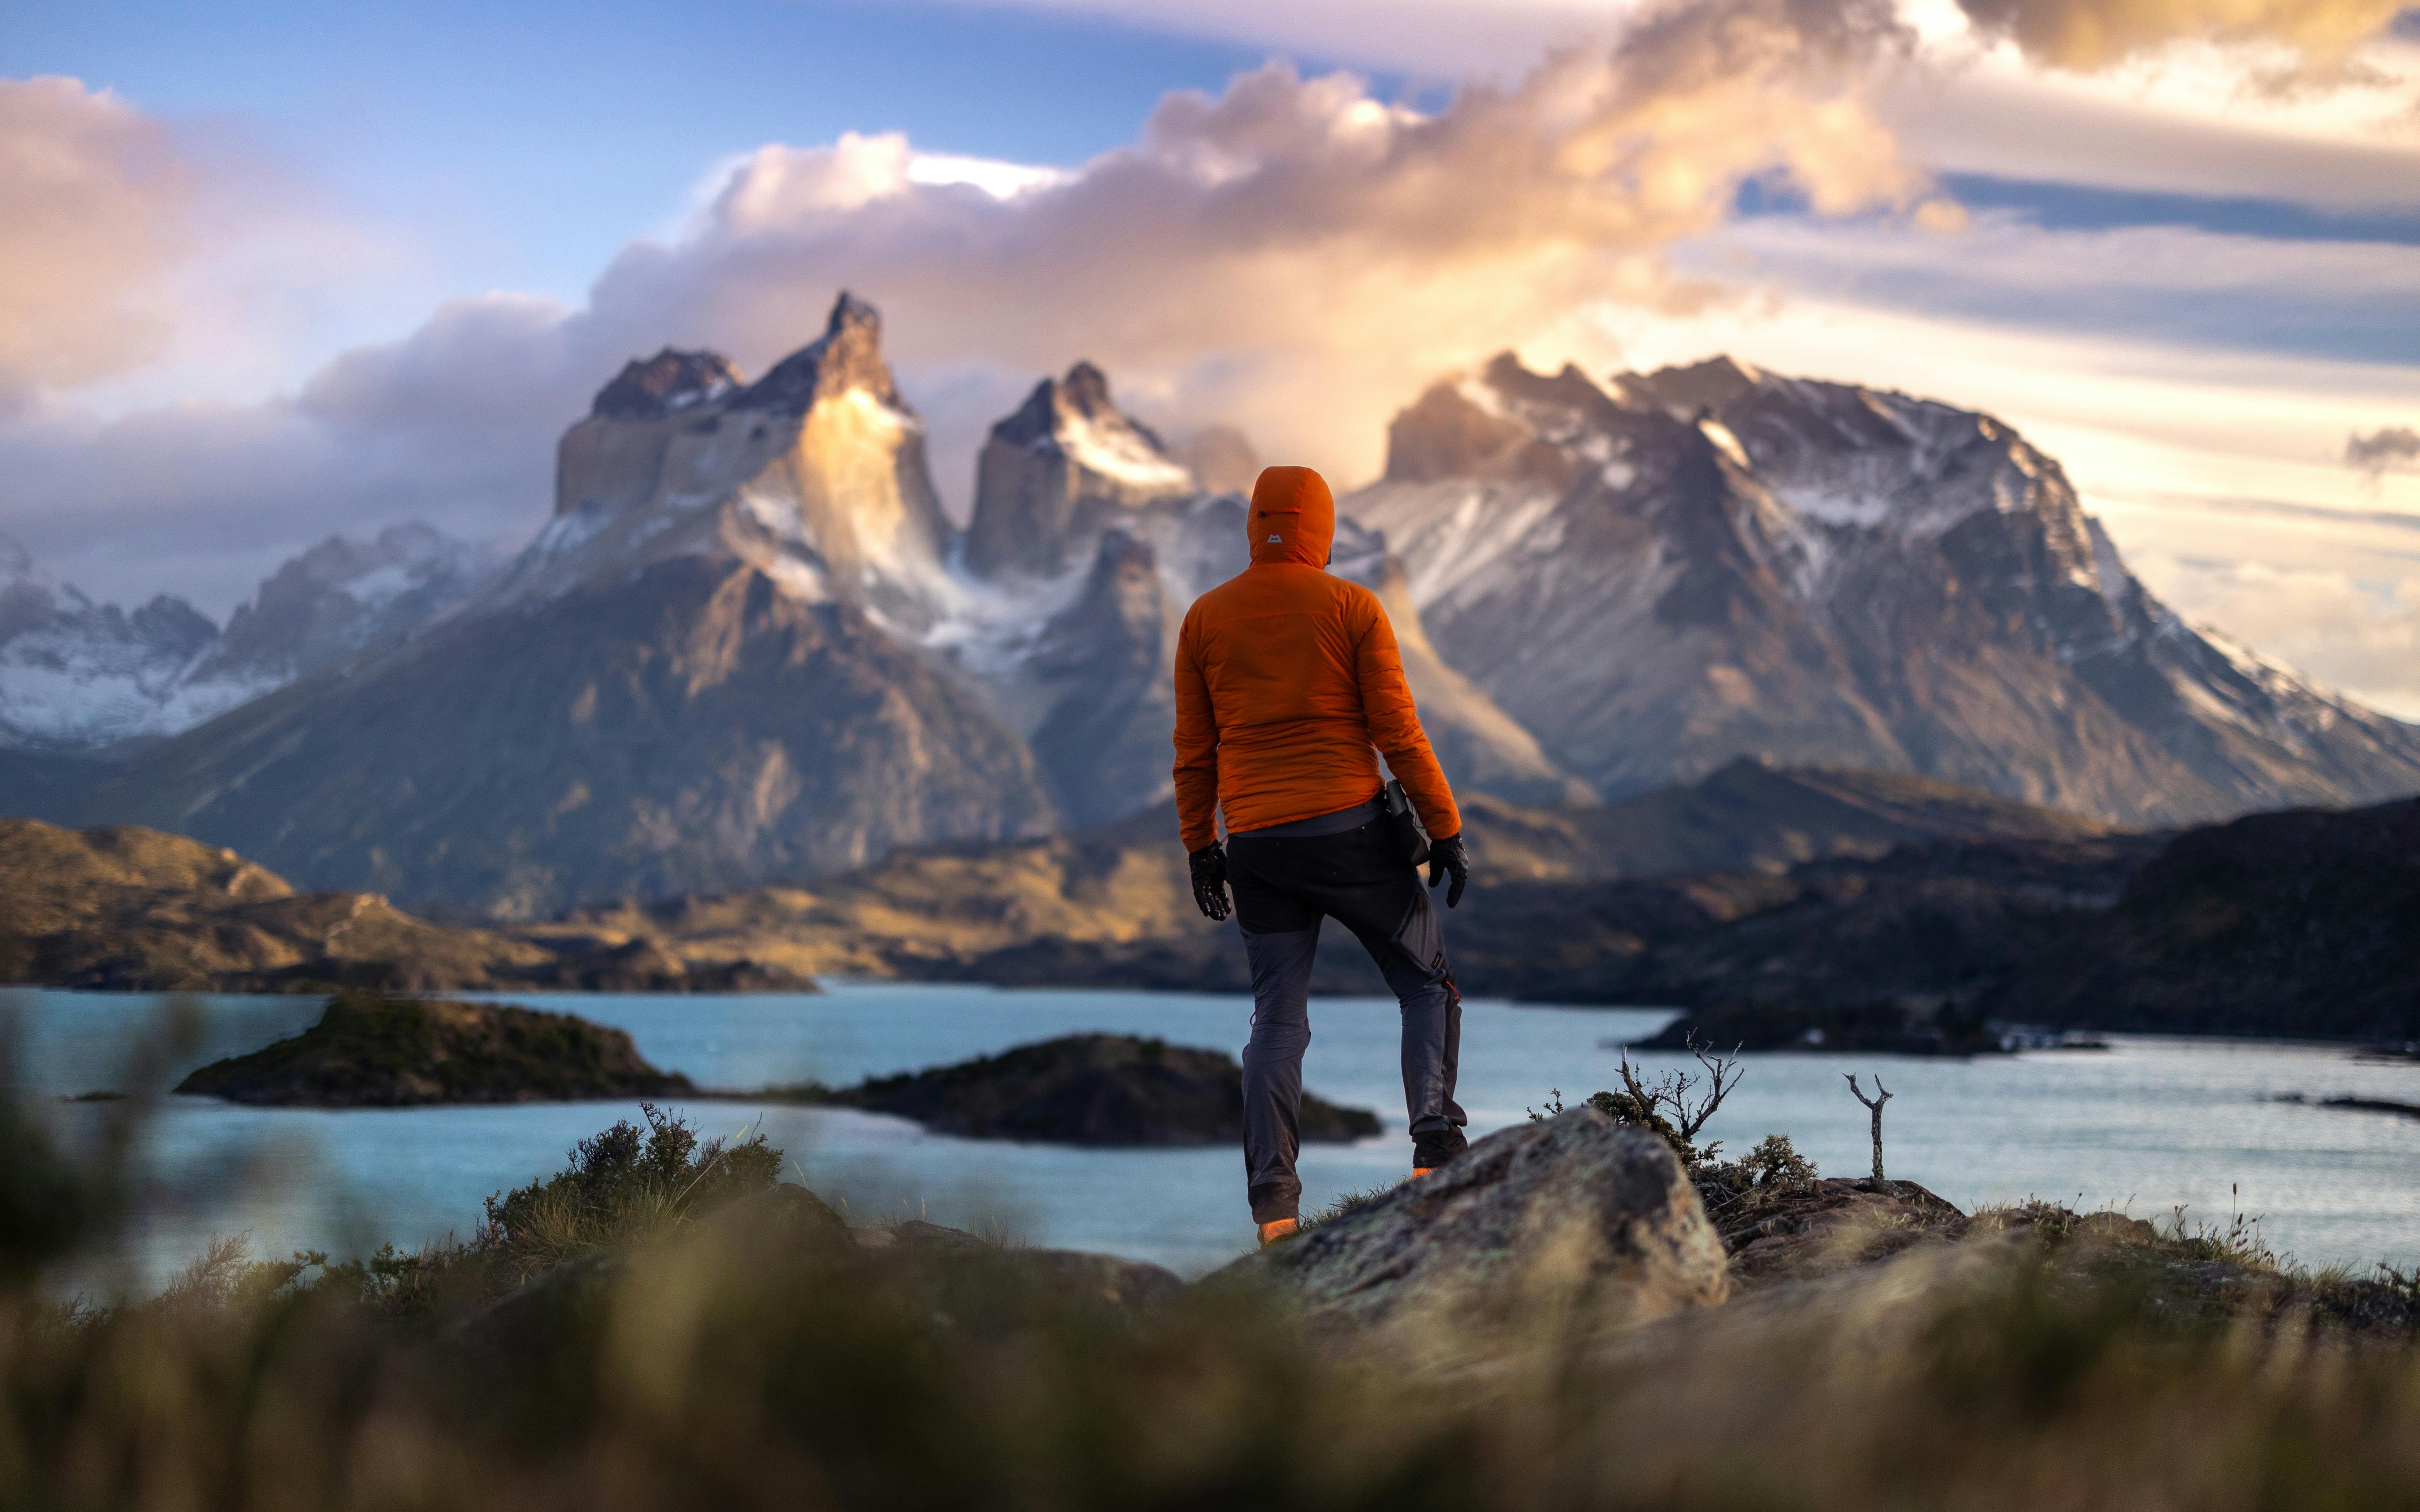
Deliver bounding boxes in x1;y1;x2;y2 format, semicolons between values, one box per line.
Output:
175;991;693;1106
831;1033;1381;1146
2275;1093;2420;1120
1996;796;2420;1040
1233;1107;1730;1348
1638;998;2006;1056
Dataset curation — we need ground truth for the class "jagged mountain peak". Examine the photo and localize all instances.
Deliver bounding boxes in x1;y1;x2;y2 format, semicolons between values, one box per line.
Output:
1057;359;1114;417
731;290;896;415
525;287;953;635
1617;355;1767;417
194;523;493;687
966;359;1194;579
0;523;494;755
1348;353;2420;825
0;538;227;752
591;349;744;420
1383;367;1606;487
992;361;1174;458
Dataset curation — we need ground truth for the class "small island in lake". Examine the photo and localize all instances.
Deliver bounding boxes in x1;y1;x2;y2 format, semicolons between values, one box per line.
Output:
175;990;693;1106
796;1033;1382;1146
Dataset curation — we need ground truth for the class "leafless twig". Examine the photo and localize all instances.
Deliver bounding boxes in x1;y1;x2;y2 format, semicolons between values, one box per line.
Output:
1846;1073;1892;1185
1616;1035;1747;1145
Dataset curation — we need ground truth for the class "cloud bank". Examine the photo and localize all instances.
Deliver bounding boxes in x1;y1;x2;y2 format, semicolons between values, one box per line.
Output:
0;0;1944;607
0;77;199;413
1951;0;2408;70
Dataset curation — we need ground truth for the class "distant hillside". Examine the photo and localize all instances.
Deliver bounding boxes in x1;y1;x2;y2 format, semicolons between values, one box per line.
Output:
1554;796;2420;1044
2000;797;2420;1039
0;820;804;993
531;764;2110;987
1462;757;2106;882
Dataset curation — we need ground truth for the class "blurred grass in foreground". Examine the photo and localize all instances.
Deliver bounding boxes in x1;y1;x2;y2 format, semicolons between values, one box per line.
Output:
5;1029;2420;1510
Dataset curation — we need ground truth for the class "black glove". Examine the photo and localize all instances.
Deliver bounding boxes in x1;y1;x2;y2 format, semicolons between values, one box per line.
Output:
1427;832;1469;909
1189;842;1232;921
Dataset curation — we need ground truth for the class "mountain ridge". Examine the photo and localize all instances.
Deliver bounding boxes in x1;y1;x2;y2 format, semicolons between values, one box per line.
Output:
14;294;2416;913
1345;352;2420;824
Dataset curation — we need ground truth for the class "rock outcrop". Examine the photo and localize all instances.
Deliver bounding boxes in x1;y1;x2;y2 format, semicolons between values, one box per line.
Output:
831;1033;1381;1146
0;818;559;992
1238;1108;1730;1350
0;819;812;993
175;992;693;1106
963;362;1196;579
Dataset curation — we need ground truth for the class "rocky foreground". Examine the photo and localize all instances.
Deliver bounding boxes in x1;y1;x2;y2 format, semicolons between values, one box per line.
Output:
470;1105;2420;1377
20;1087;2420;1511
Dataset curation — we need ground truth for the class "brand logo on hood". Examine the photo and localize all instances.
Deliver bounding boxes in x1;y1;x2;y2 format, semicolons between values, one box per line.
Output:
1247;466;1336;569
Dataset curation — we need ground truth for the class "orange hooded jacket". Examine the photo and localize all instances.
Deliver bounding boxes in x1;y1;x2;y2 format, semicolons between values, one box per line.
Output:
1172;466;1462;853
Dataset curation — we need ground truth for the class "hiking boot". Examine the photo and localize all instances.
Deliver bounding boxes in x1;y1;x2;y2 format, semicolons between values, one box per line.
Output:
1257;1217;1298;1247
1411;1167;1436;1179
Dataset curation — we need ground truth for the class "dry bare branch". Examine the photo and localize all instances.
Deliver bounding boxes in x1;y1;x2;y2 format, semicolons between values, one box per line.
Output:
1845;1073;1892;1184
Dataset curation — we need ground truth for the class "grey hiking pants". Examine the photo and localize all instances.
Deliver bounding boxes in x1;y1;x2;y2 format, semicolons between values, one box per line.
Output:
1226;810;1467;1224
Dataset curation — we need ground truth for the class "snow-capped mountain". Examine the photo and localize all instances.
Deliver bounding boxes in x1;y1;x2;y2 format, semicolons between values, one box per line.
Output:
1345;354;2420;824
82;295;1059;916
57;296;2420;913
964;362;1195;579
946;363;1593;823
0;535;222;749
191;524;496;690
0;524;490;753
518;294;958;636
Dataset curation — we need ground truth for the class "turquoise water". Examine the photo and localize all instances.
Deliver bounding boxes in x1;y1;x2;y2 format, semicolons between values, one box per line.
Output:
9;982;2420;1285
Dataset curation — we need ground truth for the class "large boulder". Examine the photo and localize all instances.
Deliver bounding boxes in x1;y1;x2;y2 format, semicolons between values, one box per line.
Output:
1239;1108;1730;1353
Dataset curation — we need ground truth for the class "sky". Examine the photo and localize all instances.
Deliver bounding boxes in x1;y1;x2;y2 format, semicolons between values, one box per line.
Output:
4;0;2419;710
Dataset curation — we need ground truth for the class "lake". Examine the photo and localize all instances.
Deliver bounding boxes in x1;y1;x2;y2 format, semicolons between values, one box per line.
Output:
9;982;2420;1287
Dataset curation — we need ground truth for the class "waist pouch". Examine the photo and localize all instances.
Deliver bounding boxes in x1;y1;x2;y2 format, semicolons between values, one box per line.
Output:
1382;778;1431;869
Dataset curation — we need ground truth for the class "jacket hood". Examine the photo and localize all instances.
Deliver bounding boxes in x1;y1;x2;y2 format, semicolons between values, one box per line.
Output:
1248;466;1335;568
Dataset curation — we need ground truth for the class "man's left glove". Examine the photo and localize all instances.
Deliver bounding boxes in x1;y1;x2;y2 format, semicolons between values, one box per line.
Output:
1427;832;1470;909
1189;842;1233;921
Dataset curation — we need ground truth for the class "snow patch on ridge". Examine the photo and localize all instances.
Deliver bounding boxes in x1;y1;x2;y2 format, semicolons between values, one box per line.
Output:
1051;408;1192;493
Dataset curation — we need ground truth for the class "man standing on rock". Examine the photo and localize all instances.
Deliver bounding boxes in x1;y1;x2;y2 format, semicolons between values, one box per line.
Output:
1173;465;1472;1247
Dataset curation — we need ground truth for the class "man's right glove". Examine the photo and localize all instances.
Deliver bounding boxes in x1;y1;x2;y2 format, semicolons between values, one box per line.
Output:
1427;831;1469;909
1189;842;1232;921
